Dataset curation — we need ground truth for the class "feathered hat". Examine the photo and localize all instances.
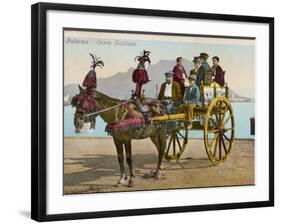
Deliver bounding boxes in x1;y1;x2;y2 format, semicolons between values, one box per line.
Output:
135;50;151;64
89;53;104;69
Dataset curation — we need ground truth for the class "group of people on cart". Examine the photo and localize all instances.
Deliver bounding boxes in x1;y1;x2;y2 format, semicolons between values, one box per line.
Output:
157;52;225;129
81;51;225;129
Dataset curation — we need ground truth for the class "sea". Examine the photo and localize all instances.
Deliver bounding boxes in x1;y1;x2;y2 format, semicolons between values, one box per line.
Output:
64;102;255;139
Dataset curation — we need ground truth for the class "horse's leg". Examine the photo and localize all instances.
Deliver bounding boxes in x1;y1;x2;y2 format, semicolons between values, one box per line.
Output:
113;137;127;185
150;136;163;169
155;129;167;179
74;115;80;133
150;136;160;153
146;134;166;179
142;136;160;178
124;140;135;187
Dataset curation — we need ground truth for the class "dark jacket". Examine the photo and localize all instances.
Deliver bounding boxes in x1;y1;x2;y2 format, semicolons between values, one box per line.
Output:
158;81;182;103
212;65;225;86
197;61;210;86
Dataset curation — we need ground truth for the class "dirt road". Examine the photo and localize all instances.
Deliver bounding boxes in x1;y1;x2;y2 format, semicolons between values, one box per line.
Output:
64;137;254;194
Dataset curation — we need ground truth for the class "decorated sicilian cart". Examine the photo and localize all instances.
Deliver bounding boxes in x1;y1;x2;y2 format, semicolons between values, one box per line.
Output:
73;81;235;167
153;82;235;165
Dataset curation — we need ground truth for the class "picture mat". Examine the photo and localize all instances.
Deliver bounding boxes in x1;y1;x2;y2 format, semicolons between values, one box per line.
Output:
46;10;269;214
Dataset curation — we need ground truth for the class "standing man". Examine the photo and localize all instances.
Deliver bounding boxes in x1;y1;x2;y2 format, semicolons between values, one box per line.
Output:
197;52;211;87
190;56;201;77
173;57;187;98
212;56;225;87
158;71;182;114
181;75;201;129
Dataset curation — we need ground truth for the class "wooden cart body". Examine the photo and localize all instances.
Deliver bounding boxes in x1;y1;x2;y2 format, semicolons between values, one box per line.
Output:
152;82;235;165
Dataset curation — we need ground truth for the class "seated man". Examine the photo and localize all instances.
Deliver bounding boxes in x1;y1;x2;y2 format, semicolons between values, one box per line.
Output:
158;71;182;114
181;75;202;129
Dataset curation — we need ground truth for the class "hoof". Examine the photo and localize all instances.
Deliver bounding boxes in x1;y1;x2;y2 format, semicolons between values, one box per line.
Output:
155;170;166;180
131;171;136;177
143;170;156;179
117;176;127;185
128;178;134;187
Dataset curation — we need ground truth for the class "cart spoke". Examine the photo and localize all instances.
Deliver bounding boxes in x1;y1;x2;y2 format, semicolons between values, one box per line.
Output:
213;134;219;157
223;133;231;143
208;129;219;133
212;104;220;126
175;133;182;152
221;136;228;155
184;129;188;144
222;113;232;127
219;134;222;160
218;101;223;124
177;131;185;139
209;132;219;148
210;117;217;127
173;133;176;156
166;134;173;154
221;104;229;122
223;127;234;132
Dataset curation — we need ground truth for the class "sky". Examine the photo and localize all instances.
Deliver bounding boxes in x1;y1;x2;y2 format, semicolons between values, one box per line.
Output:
64;30;255;98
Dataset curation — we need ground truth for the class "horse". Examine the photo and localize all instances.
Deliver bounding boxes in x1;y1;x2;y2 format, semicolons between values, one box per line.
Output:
71;85;168;187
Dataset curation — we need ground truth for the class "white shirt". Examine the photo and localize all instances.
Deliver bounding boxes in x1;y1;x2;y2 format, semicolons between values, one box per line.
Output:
164;82;172;97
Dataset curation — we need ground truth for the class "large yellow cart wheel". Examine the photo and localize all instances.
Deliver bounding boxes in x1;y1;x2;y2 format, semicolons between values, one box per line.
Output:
165;125;188;162
204;96;235;165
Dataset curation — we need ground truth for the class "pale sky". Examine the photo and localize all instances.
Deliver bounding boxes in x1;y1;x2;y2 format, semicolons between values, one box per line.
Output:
64;30;255;98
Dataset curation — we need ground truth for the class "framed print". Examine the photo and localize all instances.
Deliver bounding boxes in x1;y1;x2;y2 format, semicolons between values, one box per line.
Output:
31;2;274;222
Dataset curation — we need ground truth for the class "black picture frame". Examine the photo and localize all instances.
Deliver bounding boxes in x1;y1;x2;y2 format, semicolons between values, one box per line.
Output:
31;2;274;222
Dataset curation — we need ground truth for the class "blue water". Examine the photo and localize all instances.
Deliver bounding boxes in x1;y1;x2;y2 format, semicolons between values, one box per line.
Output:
64;102;255;139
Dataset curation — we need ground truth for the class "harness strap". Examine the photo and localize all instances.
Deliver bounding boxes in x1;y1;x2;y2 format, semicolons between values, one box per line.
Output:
82;101;128;118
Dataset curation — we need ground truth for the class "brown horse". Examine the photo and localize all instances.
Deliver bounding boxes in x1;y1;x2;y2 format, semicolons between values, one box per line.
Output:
71;86;167;187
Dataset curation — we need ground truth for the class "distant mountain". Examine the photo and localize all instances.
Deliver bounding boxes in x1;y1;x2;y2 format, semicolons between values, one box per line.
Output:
64;84;79;105
97;59;193;99
64;58;254;105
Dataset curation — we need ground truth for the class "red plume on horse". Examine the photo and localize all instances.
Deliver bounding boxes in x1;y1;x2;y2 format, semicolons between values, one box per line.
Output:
82;53;104;92
71;53;104;132
132;50;151;97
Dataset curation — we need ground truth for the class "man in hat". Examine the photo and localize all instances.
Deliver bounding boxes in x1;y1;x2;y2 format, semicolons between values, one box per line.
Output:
173;57;188;98
197;52;211;87
181;75;201;129
158;71;182;114
212;56;225;87
190;56;201;77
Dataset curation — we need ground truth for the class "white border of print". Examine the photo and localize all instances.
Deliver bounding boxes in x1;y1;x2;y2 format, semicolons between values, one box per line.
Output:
46;10;269;215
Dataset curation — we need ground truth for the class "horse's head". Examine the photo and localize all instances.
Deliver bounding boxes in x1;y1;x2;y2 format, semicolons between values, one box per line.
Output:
71;85;96;133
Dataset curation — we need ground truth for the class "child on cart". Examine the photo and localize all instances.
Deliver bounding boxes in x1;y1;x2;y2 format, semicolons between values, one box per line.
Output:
180;75;202;129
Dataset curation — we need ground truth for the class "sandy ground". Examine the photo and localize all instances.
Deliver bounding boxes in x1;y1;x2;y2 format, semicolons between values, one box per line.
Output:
64;137;254;194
